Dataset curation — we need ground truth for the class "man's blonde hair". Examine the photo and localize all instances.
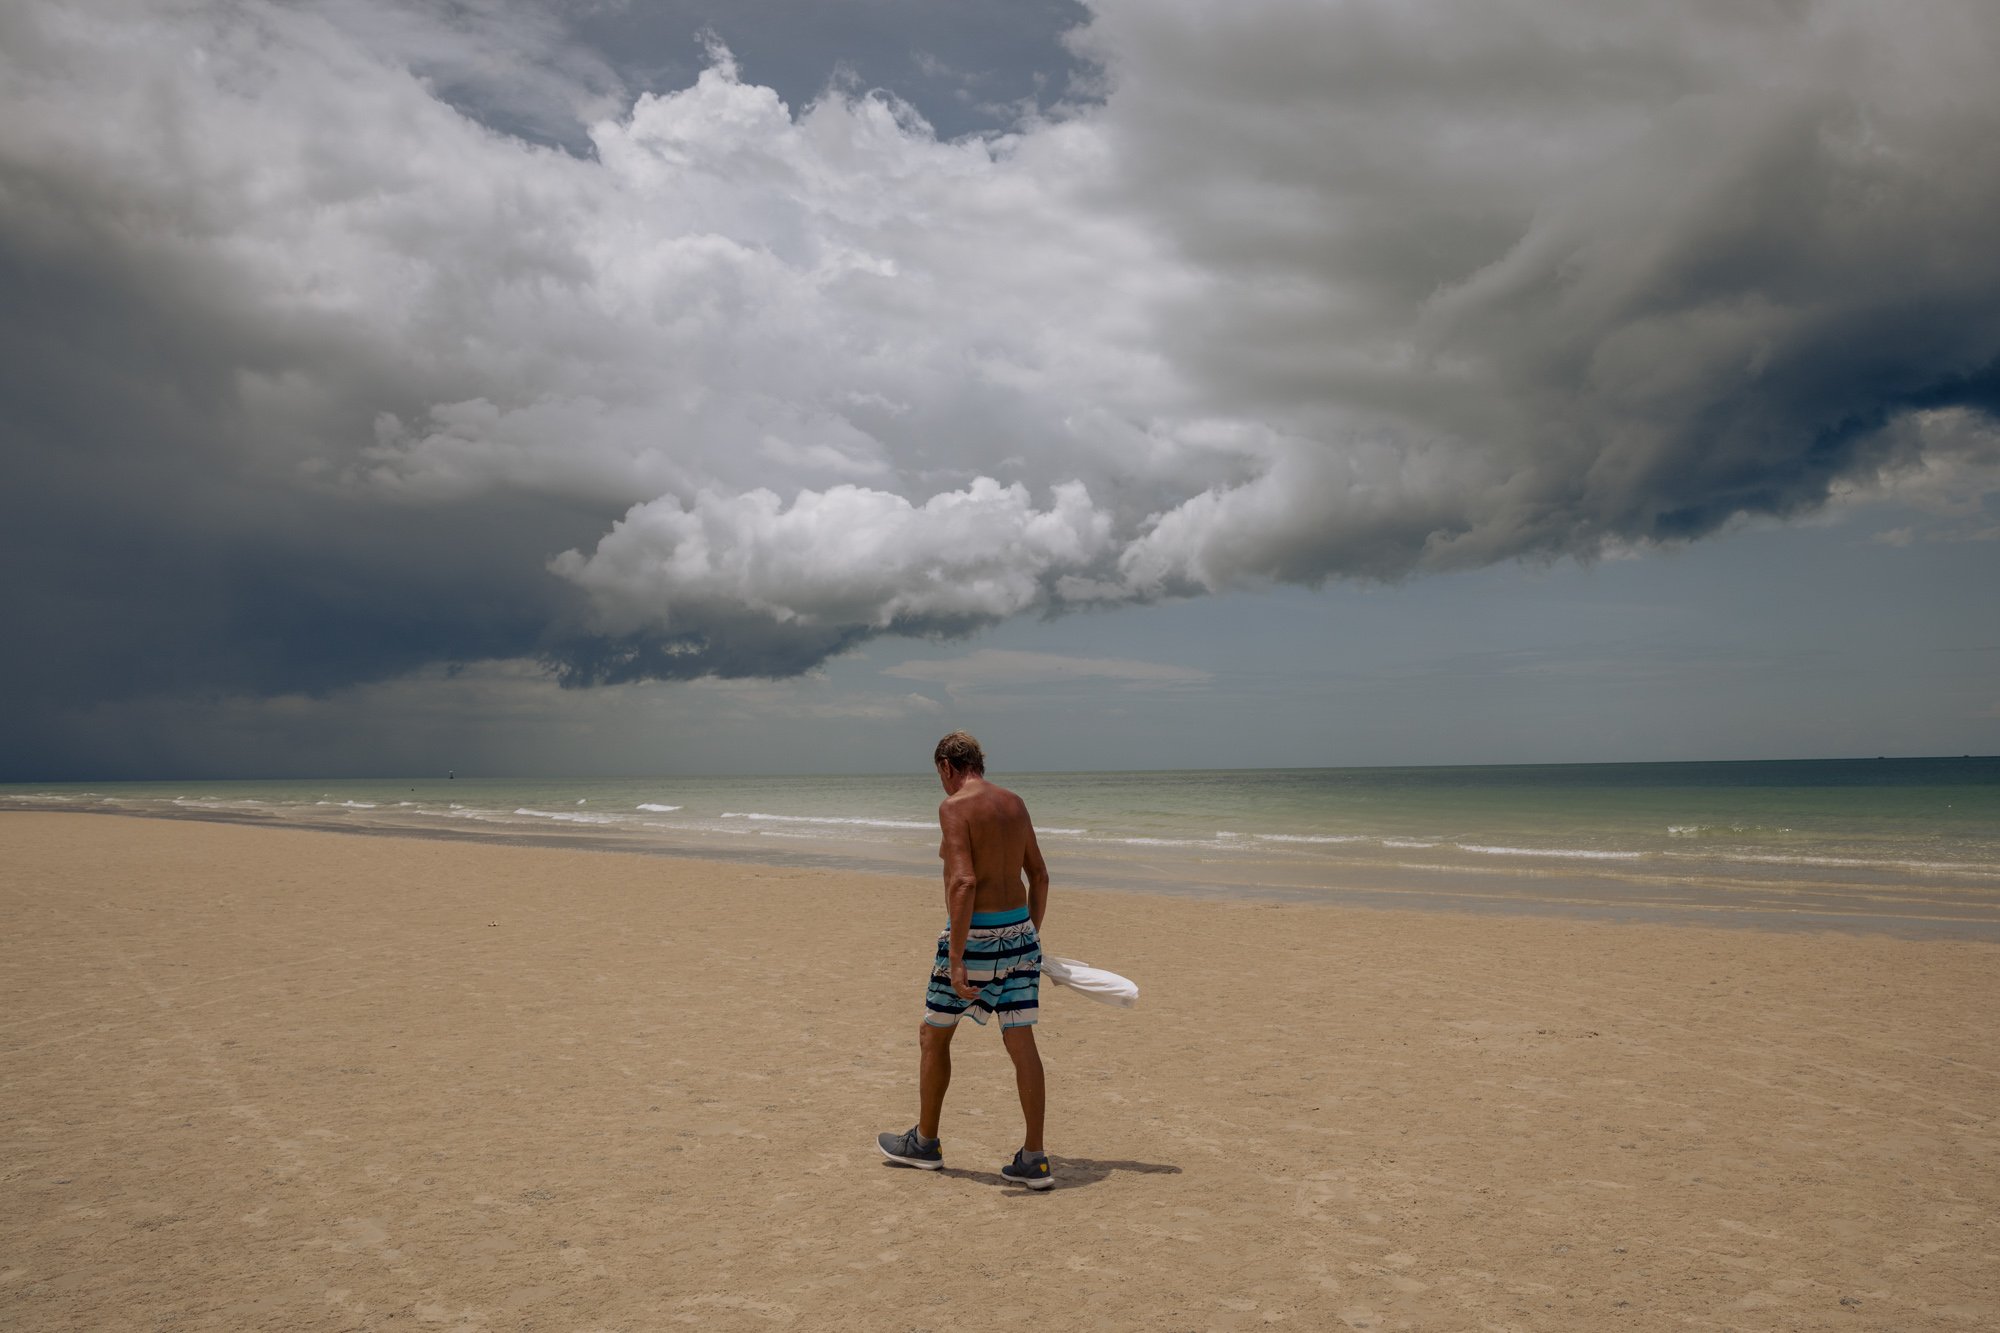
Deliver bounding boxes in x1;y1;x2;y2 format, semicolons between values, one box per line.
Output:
933;730;986;774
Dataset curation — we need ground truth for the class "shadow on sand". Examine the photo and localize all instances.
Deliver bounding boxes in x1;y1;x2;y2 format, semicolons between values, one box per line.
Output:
885;1156;1182;1191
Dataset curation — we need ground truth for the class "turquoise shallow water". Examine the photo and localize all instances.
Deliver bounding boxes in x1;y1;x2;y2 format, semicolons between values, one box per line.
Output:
6;758;1997;935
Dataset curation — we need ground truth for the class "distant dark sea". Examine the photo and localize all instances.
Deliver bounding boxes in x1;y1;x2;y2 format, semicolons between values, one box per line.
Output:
7;758;1998;937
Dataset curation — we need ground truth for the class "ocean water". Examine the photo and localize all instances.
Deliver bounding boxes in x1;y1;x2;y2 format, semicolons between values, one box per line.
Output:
5;758;1997;936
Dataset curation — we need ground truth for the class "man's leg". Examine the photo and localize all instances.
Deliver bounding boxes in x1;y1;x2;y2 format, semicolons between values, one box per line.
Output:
1001;1024;1045;1153
917;1020;956;1141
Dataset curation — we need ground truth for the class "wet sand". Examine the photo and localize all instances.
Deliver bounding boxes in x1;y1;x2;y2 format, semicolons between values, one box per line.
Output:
3;811;1996;1331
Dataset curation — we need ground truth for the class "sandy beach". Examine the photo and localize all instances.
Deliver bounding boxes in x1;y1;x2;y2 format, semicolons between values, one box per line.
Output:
3;811;1995;1332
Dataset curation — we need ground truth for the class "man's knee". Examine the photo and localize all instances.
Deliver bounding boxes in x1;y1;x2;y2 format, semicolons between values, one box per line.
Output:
919;1020;957;1051
1001;1024;1039;1058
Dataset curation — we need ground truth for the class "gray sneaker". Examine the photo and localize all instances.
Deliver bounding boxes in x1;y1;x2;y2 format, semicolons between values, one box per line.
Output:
1001;1148;1053;1190
877;1127;943;1169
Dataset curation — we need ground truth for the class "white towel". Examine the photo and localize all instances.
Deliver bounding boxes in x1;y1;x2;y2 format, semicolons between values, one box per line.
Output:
1042;954;1138;1008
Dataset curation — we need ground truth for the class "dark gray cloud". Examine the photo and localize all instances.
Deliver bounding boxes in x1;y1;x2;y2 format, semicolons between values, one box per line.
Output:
2;0;1997;778
1074;0;2000;592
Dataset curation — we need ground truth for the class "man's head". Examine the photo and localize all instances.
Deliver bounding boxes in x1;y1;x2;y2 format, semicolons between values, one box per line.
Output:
933;730;986;777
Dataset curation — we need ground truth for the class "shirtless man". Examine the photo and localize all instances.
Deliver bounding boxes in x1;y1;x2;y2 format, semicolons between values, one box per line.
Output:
877;731;1053;1189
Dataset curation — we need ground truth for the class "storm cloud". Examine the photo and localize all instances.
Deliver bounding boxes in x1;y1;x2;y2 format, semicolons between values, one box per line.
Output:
3;0;1997;734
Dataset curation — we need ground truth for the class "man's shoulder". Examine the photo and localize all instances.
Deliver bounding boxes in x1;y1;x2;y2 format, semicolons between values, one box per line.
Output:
937;788;986;817
971;779;1024;806
983;783;1030;821
941;780;1025;818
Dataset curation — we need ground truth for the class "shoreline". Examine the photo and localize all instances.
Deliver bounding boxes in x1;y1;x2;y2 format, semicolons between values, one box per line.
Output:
10;802;2000;940
5;812;1996;1331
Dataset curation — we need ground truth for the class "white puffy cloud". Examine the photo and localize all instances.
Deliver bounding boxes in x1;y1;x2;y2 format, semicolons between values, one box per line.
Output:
552;478;1113;632
341;34;1189;525
2;0;1996;706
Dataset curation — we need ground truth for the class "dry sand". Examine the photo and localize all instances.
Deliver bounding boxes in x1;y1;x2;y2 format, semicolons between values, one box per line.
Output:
2;811;1996;1332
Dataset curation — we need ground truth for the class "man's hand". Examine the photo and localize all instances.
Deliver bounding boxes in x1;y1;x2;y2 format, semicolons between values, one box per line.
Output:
950;962;979;1001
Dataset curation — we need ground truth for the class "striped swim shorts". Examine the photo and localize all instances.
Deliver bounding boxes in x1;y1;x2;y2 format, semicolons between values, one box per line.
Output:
924;905;1041;1029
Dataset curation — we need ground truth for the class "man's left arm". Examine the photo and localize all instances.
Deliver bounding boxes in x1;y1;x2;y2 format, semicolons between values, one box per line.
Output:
1023;822;1049;931
939;801;980;1000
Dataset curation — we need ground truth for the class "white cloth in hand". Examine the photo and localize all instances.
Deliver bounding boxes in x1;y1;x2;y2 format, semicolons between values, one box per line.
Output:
1042;954;1138;1008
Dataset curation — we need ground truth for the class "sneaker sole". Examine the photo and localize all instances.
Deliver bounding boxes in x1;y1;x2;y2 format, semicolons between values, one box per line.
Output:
1004;1172;1055;1190
878;1144;943;1170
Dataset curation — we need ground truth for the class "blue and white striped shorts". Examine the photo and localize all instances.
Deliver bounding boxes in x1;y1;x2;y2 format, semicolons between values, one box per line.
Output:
924;905;1041;1029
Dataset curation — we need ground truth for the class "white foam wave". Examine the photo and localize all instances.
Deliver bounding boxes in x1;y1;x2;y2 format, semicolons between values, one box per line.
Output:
1252;833;1370;845
1668;824;1792;837
636;803;683;813
1458;843;1643;861
311;799;378;809
514;807;619;825
1034;826;1086;836
1382;838;1439;849
1715;852;1998;875
720;811;931;830
443;808;516;823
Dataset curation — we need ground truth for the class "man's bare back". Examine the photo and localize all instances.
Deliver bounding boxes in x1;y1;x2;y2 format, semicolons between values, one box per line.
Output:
938;777;1048;920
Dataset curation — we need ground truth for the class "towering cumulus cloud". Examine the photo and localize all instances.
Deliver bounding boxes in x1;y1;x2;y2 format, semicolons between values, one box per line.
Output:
2;0;1996;714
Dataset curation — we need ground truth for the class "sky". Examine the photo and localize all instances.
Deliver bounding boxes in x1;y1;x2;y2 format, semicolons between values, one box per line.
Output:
1;0;1996;780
